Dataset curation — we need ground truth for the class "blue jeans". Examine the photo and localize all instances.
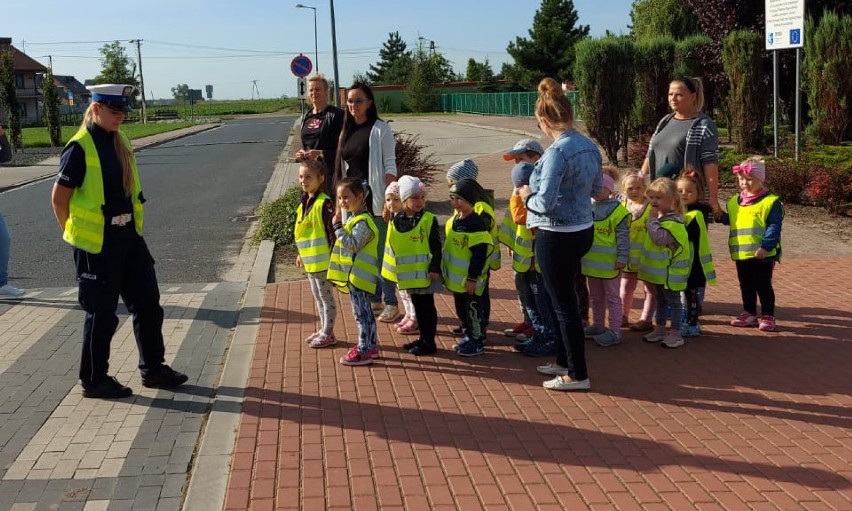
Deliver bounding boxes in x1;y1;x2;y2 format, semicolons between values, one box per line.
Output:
535;228;593;380
520;270;558;342
514;271;532;325
0;212;11;287
370;215;398;307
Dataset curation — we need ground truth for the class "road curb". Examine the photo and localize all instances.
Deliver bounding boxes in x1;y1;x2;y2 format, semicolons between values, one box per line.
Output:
182;123;298;511
421;117;540;139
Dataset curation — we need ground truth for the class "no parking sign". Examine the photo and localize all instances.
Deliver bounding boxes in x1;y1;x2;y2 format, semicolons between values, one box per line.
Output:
290;54;313;78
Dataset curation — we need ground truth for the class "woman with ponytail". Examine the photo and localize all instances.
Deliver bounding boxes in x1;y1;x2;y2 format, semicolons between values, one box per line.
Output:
517;77;602;392
51;84;187;400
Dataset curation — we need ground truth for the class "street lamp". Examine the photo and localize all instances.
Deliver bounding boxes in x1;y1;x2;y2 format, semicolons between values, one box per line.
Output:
329;0;340;106
295;4;319;73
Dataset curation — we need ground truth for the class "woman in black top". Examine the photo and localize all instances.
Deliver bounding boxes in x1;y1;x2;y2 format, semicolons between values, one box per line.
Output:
296;74;344;196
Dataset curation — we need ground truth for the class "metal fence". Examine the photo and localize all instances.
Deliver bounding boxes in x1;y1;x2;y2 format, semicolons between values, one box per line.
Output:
439;91;580;119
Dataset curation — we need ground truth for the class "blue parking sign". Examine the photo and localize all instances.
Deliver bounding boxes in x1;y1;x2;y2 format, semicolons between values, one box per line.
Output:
790;29;801;45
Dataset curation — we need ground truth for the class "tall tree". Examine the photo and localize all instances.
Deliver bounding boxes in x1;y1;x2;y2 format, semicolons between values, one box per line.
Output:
368;32;411;84
95;41;139;88
630;0;699;40
42;69;62;147
465;58;494;82
0;49;22;151
506;0;590;88
171;83;190;102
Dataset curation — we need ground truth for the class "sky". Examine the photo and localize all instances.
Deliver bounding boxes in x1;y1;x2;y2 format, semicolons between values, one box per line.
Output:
5;0;633;101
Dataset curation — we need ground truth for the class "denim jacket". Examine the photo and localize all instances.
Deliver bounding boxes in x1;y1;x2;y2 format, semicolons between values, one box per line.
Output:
525;129;602;229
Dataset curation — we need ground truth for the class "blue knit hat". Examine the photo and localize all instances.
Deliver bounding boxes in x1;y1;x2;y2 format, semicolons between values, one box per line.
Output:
511;162;534;187
446;159;479;182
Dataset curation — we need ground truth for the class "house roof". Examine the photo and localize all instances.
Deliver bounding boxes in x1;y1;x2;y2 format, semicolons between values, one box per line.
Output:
0;37;48;73
55;75;90;95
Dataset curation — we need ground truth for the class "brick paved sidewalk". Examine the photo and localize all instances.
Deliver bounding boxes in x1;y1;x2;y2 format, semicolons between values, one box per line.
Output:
227;258;852;509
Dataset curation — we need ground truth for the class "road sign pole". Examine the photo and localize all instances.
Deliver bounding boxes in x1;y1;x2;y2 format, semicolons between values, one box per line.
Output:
795;47;801;161
773;50;779;159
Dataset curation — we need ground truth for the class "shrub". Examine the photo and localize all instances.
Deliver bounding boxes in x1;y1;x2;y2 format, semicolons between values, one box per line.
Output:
722;30;769;153
765;158;811;204
674;35;712;78
254;185;302;248
394;131;440;186
626;133;651;168
804;11;852;145
574;36;636;165
805;166;852;214
633;36;676;136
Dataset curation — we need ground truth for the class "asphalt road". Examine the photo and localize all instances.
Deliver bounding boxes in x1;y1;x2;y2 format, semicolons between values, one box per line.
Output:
1;115;295;289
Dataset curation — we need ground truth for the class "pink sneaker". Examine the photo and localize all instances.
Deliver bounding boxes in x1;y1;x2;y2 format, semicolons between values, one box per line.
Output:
339;346;374;366
309;333;337;348
758;316;776;332
304;331;321;344
396;316;411;329
368;345;380;359
730;311;759;328
397;321;419;335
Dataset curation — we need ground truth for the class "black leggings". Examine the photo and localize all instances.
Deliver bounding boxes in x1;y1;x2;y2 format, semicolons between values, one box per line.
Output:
411;293;437;348
735;259;776;317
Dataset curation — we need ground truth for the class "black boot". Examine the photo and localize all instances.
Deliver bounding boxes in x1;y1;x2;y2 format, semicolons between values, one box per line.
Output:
142;365;188;389
82;376;132;399
402;339;421;350
409;342;437;356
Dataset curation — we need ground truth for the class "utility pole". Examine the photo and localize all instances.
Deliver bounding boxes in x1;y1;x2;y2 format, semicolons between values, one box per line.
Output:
129;39;147;123
329;0;340;106
251;80;261;100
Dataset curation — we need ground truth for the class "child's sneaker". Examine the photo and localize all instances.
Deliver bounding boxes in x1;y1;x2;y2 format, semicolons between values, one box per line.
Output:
515;326;534;341
371;302;384;315
758;315;776;332
397;320;419;335
503;322;530;337
592;329;620;347
304;332;322;344
339;346;374;366
662;330;684;349
368;345;380;359
681;323;701;337
452;337;471;351
514;337;533;352
396;316;411;329
451;326;466;337
309;333;337;348
730;311;759;327
643;326;666;343
523;340;558;357
583;325;607;338
378;305;400;323
457;340;484;357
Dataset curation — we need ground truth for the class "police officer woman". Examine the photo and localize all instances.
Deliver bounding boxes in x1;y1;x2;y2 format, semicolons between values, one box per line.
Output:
51;84;188;399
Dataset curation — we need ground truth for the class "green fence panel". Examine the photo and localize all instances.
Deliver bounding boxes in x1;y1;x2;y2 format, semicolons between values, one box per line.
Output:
440;91;580;120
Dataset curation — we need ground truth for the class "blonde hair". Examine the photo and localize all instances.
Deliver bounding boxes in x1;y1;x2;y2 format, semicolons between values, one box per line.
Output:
741;156;765;166
620;169;646;192
81;103;135;197
307;73;330;90
671;76;705;113
535;77;574;131
647;177;684;214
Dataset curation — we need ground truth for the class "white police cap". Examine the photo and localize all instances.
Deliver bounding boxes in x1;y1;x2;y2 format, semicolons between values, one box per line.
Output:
87;84;135;112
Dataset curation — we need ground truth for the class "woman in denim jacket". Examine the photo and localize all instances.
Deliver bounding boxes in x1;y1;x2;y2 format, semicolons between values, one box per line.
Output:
518;77;602;392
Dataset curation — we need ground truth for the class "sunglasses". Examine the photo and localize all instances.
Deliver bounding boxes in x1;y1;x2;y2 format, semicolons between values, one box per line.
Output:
732;163;761;175
346;98;369;105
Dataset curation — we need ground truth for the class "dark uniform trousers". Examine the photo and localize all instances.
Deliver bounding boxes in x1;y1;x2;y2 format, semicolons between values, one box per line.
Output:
74;224;165;384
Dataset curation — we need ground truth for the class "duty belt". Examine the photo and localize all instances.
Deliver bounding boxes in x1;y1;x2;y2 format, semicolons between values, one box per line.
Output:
110;213;133;227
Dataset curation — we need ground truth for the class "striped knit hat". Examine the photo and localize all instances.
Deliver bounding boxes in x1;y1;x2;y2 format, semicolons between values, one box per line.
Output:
446;159;479;182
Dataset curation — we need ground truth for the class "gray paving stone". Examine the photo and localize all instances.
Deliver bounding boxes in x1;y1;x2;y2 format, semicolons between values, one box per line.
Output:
139;474;165;487
106;500;134;511
111;476;141;500
155;497;180;511
160;474;186;498
131;486;161;510
16;480;47;502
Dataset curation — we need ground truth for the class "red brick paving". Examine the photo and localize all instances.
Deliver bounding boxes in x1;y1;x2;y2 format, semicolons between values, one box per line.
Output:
225;116;852;510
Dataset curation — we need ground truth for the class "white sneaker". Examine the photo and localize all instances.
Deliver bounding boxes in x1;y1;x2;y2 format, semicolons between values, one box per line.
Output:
0;284;25;297
377;305;400;323
543;375;591;391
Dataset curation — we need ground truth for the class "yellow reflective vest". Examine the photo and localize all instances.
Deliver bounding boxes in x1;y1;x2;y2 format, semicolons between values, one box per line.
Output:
684;209;717;284
327;212;380;294
62;127;144;254
581;202;631;279
442;215;492;295
381;212;435;290
294;193;332;273
727;194;782;261
498;211;515;249
625;202;651;272
474;201;501;271
638;217;690;291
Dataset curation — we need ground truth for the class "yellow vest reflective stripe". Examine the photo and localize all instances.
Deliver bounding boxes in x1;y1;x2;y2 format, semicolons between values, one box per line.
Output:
327;212;379;294
581;203;631;279
442;217;492;295
382;212;434;290
512;223;537;272
294;193;331;273
727;194;781;261
684;210;717;284
498;211;515;249
63;127;144;254
474;201;501;270
637;218;690;291
626;202;650;272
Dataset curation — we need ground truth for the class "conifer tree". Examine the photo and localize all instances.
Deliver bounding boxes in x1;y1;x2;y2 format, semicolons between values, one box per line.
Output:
42;69;62;147
367;32;411;85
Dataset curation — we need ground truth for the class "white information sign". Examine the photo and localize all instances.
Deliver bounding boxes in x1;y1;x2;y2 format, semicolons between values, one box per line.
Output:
766;0;805;50
297;77;307;100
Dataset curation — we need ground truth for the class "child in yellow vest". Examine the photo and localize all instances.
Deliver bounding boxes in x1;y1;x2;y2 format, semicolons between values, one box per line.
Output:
327;177;381;366
639;178;691;349
620;170;656;333
294;160;338;348
382;175;443;355
446;159;498;337
383;182;417;334
582;170;631;346
715;158;783;332
676;168;717;337
443;179;492;357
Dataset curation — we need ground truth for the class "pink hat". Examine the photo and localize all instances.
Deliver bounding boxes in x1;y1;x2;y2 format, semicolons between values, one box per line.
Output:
385;181;400;197
602;173;615;192
732;162;766;183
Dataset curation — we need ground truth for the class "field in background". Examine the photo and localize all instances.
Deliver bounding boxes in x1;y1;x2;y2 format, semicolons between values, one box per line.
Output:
21;122;197;148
